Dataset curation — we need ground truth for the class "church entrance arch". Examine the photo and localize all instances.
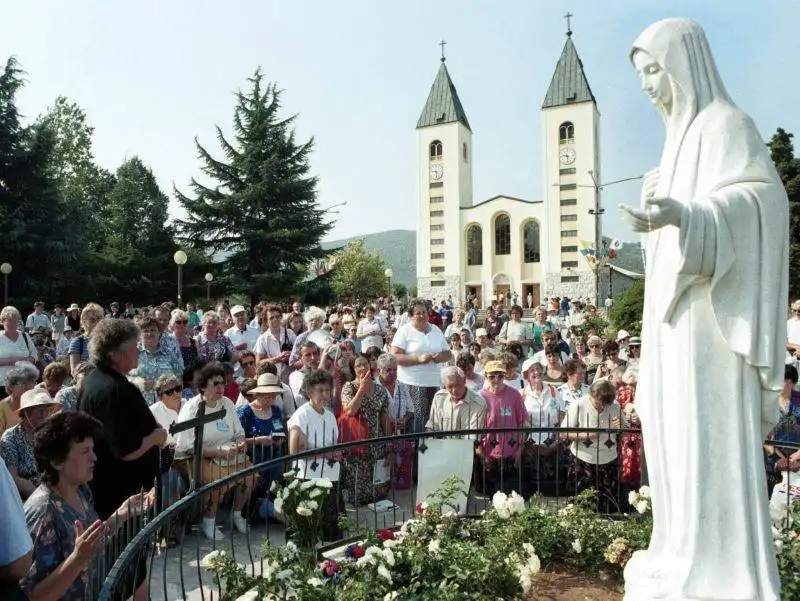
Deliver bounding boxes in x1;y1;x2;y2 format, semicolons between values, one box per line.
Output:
492;273;511;305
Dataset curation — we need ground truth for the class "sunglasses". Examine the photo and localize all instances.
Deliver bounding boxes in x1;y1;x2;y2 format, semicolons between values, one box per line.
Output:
241;360;255;367
174;319;188;325
160;385;182;396
487;373;505;379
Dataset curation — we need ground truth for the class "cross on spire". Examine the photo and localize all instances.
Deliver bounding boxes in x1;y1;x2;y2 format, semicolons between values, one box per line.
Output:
439;39;447;62
564;11;573;36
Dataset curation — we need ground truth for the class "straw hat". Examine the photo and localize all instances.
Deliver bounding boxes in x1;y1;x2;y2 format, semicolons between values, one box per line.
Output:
68;303;81;312
249;373;283;395
483;360;505;374
16;389;60;416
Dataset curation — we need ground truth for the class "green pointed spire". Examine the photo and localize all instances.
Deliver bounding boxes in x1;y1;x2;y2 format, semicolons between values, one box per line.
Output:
416;60;471;131
542;34;596;109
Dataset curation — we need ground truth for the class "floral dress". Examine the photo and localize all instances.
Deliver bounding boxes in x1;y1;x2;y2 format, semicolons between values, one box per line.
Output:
22;485;100;601
340;381;389;506
0;424;39;490
129;341;183;406
195;333;235;363
616;383;642;485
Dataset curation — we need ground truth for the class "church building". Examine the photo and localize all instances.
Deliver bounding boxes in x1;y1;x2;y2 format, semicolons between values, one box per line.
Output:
415;28;602;308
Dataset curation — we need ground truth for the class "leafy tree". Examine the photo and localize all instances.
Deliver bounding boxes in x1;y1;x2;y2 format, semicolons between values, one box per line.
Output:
767;128;800;300
608;280;645;336
176;69;330;301
392;283;408;299
93;157;179;303
330;238;388;301
0;57;83;305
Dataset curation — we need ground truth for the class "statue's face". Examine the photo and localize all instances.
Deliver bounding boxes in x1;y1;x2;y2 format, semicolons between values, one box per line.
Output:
633;49;672;113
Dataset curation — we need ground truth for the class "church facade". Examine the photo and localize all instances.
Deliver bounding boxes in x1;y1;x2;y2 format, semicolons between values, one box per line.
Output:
416;31;602;308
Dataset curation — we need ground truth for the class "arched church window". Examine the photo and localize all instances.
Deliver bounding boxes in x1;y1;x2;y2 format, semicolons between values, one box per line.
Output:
430;140;443;160
467;224;482;266
559;122;574;143
494;214;511;256
523;220;540;263
462;142;468;162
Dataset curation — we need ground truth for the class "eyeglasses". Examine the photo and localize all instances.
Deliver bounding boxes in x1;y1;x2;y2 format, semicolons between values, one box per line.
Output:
174;319;188;325
268;315;281;320
241;360;255;367
487;373;505;379
160;385;182;396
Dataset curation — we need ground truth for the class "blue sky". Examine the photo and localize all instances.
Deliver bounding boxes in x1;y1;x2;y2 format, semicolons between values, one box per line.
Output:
1;1;797;242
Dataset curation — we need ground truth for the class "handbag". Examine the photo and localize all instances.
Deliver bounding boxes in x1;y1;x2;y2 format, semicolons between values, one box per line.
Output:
337;413;369;456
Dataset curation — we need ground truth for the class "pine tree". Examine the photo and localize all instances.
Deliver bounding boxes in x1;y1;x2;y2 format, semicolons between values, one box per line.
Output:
0;57;83;304
767;128;800;300
176;69;330;301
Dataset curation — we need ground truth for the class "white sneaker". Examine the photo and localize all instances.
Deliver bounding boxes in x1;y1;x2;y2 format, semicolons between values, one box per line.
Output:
232;512;248;534
201;518;225;541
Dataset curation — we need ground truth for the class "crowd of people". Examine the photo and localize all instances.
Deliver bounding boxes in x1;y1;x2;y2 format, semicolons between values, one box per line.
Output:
1;291;798;599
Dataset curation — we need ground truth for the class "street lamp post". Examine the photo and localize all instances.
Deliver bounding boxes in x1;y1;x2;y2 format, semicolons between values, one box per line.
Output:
0;263;11;306
204;272;214;302
384;267;393;298
173;250;188;305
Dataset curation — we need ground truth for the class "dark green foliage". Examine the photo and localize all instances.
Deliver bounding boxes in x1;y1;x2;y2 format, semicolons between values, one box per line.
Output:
767;128;800;300
176;69;330;302
608;280;644;335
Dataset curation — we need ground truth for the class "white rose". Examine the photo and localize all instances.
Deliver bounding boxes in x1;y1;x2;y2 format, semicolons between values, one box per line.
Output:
306;500;318;511
200;549;225;569
507;491;526;515
284;541;298;557
383;547;396;566
288;479;299;490
296;506;313;517
309;488;323;498
300;480;316;490
775;539;784;553
383;539;399;549
377;564;393;583
276;568;293;580
273;497;283;514
384;593;400;601
314;477;334;489
496;505;511;520
492;491;508;511
638;485;651;498
307;576;325;587
635;500;649;514
526;552;541;575
572;539;582;554
283;470;297;478
428;539;441;556
235;590;260;601
628;491;638;506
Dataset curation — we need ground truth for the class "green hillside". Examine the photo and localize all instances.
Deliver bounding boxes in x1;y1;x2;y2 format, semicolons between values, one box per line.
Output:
323;230;416;286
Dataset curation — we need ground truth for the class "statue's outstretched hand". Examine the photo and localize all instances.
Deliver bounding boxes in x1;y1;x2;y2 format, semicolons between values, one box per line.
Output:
618;197;682;233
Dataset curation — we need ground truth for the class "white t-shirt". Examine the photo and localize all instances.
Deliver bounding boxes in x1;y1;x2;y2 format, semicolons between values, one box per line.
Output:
175;395;244;455
357;318;384;352
287;403;340;481
522;384;562;445
0;455;32;567
787;318;800;346
391;323;450;388
0;331;36;387
560;395;626;465
149;401;183;446
25;313;51;331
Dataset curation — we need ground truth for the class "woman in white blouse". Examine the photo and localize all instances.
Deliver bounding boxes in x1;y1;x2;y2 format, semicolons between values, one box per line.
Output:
0;307;36;395
497;305;533;352
520;359;563;496
175;363;255;540
390;299;451;432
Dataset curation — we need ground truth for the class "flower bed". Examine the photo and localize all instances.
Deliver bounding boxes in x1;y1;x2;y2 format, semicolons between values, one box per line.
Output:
203;477;654;600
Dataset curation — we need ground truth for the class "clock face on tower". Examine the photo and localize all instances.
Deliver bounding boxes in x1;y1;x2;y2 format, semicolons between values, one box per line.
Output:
559;147;576;166
430;164;444;181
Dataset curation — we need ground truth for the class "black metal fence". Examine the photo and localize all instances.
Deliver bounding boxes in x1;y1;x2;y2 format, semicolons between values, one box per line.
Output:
88;412;798;601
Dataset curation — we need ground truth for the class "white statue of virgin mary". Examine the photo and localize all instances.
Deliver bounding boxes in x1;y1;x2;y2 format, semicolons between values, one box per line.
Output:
619;19;788;601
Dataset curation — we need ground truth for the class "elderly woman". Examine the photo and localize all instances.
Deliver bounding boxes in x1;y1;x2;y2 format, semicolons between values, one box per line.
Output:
68;303;104;375
0;362;39;433
287;369;343;542
444;309;471;343
616;364;641;489
339;356;390;505
357;305;385;353
0;390;61;499
22;411;151;601
520;359;563;497
497;305;532;351
557;359;589;412
55;362;95;412
560;378;626;511
175;362;254;540
129;316;184;406
390;298;451;432
480;360;526;495
530;307;553;353
0;307;37;398
288;306;330;369
254;304;296;384
78;318;164;522
195;311;238;364
170;309;200;367
377;353;414;489
148;374;187;507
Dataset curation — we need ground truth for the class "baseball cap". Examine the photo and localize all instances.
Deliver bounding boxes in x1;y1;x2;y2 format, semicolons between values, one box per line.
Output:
230;305;246;316
475;328;488;337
